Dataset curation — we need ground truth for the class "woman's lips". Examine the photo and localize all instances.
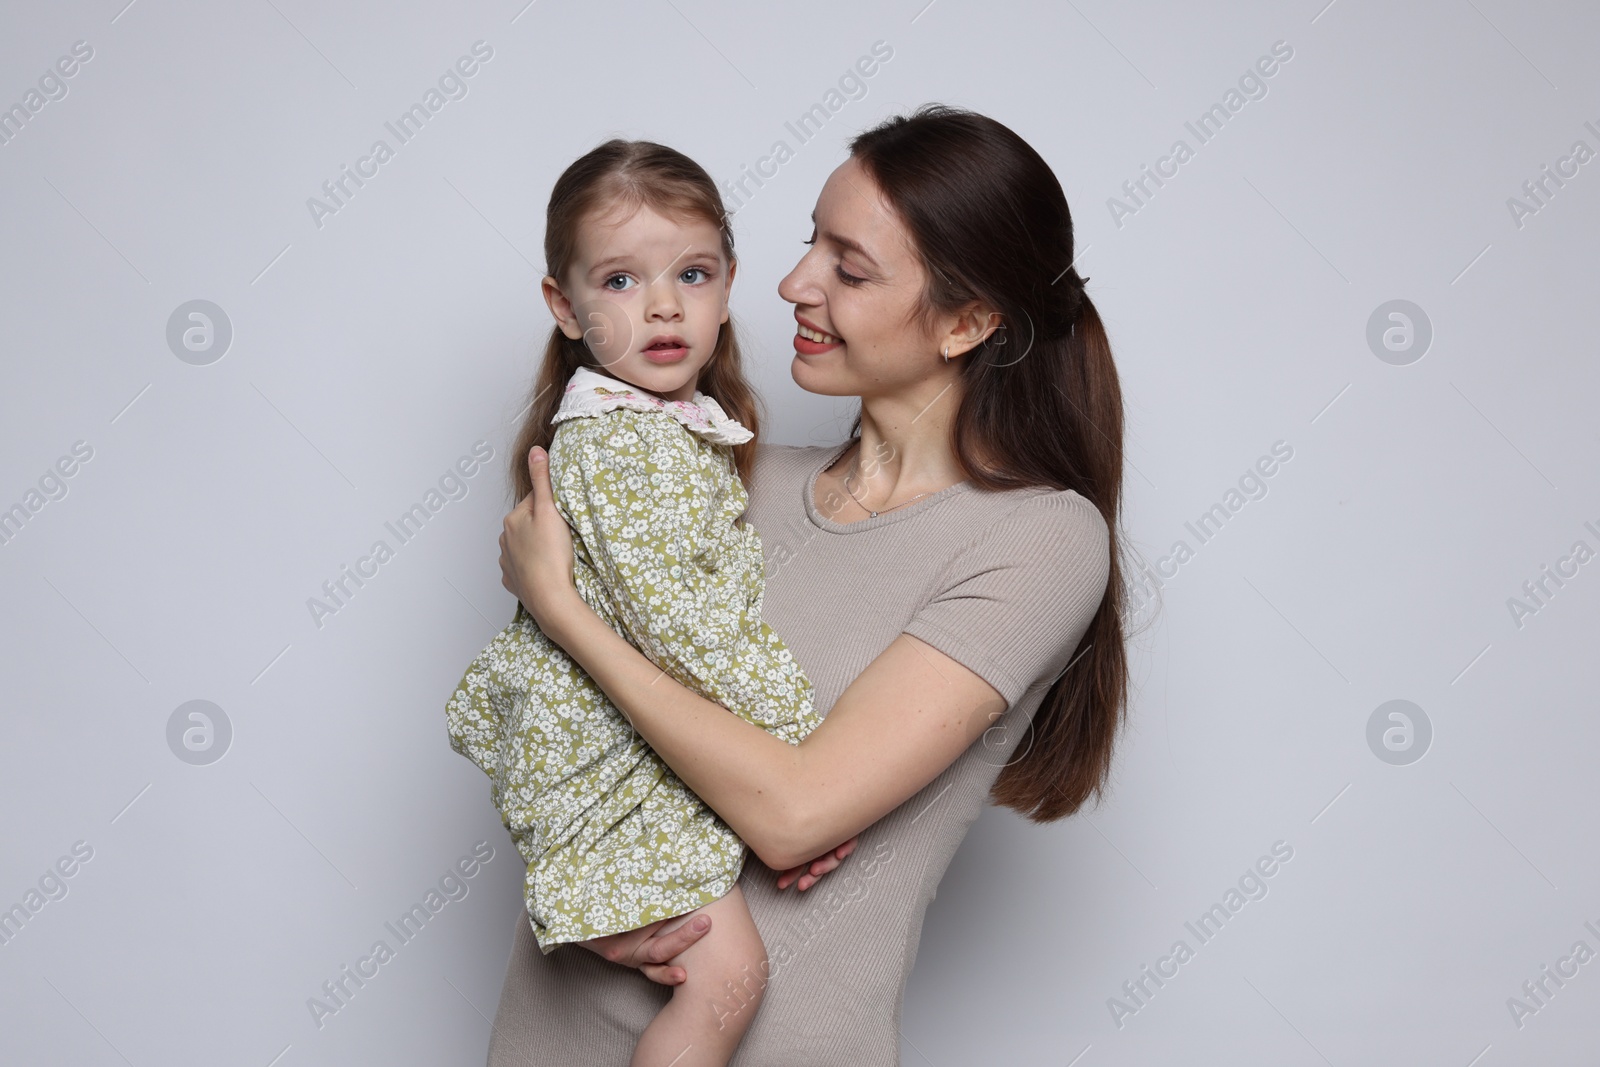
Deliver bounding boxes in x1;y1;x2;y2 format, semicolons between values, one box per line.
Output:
794;319;842;355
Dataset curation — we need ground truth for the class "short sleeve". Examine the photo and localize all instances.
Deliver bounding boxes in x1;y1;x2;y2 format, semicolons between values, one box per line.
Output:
901;490;1110;709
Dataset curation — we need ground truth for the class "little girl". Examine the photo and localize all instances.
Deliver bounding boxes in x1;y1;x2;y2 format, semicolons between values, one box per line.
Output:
445;140;823;1067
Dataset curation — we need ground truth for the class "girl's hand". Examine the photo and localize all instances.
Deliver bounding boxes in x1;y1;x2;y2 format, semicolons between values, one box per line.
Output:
577;912;712;985
500;446;578;635
776;836;858;892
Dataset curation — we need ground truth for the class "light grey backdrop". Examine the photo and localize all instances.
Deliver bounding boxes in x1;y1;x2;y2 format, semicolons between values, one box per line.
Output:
2;0;1597;1064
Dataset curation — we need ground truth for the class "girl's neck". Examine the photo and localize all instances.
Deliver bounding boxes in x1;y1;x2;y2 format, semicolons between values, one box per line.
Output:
591;364;699;404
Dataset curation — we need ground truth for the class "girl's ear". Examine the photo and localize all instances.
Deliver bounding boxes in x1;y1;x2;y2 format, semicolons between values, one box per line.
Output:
542;275;583;340
721;257;738;324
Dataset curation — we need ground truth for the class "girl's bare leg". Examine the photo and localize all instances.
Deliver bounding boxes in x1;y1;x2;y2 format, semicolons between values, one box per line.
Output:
630;885;767;1067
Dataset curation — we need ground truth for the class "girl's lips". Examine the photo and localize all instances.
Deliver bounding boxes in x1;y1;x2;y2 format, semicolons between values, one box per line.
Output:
643;345;689;363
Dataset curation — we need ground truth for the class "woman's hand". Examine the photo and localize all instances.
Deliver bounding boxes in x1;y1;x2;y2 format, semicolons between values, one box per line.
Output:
576;912;712;985
500;446;578;636
776;836;858;891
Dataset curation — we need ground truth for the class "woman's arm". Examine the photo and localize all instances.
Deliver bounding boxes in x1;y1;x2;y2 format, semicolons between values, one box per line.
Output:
567;608;1001;870
504;447;1008;871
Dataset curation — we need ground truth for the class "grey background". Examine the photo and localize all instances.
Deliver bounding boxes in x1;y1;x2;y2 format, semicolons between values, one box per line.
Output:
2;0;1597;1064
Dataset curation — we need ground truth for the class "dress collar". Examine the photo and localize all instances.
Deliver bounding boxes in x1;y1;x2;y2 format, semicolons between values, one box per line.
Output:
550;365;754;446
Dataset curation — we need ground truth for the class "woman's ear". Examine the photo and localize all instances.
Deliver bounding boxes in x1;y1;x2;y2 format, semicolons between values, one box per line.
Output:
941;305;1003;360
542;275;584;340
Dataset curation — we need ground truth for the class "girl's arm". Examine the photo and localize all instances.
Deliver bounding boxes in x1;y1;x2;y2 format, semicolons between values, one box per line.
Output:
503;448;1014;872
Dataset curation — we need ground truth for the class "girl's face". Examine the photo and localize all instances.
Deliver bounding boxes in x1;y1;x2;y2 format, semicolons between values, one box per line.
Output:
777;157;944;400
543;201;734;403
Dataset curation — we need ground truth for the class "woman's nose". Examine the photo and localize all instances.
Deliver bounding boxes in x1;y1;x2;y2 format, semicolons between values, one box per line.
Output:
777;251;820;306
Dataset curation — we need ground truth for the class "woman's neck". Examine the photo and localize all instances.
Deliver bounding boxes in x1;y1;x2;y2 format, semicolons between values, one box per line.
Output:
835;381;967;506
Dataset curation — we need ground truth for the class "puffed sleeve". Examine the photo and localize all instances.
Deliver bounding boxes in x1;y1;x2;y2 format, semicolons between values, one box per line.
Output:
901;490;1111;709
549;410;756;692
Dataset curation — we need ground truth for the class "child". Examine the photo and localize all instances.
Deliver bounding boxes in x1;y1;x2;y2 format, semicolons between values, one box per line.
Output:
445;140;824;1067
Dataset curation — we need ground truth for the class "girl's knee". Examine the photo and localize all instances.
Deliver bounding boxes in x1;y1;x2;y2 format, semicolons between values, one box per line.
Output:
691;949;769;1037
674;893;770;1028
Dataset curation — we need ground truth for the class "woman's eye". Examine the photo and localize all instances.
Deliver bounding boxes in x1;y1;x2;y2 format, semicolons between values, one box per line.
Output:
834;264;865;287
603;274;634;291
679;267;709;284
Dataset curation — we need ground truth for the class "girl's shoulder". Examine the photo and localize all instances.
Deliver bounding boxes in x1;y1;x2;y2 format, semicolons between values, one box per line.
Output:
552;367;753;447
551;405;699;460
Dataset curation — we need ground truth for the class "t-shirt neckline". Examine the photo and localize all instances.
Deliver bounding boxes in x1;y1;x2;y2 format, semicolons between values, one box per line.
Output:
802;440;975;534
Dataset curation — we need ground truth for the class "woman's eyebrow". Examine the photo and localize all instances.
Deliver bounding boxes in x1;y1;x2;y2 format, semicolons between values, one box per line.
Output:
812;207;889;268
821;230;879;268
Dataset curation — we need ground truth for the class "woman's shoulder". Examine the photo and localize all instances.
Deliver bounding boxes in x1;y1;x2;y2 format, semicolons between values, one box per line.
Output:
963;485;1109;556
932;485;1111;615
905;486;1110;709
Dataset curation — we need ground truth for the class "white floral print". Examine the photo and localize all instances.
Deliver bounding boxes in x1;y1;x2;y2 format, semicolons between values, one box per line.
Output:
444;370;818;953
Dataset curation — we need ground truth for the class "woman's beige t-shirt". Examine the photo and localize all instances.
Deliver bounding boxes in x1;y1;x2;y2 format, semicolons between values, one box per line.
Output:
485;440;1111;1066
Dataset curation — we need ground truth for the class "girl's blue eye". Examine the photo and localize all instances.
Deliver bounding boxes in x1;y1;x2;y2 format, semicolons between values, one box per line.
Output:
604;274;634;291
679;267;709;284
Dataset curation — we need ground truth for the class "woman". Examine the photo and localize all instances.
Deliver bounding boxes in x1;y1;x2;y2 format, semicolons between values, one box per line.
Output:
488;104;1128;1065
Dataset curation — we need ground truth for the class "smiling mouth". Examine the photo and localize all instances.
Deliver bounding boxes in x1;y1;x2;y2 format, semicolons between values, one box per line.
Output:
797;324;841;344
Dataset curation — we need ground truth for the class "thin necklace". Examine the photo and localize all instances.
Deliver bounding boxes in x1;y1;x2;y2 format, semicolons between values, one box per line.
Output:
840;449;933;518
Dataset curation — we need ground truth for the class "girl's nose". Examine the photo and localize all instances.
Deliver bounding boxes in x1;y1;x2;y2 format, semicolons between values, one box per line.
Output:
645;277;684;320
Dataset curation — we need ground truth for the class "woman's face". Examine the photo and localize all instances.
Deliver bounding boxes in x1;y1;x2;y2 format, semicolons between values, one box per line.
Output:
778;157;944;400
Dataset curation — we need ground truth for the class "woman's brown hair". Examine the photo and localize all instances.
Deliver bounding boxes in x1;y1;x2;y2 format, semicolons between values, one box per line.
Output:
509;139;761;503
850;105;1131;821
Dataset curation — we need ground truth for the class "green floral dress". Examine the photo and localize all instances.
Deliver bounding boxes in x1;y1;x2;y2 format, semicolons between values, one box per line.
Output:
445;366;820;953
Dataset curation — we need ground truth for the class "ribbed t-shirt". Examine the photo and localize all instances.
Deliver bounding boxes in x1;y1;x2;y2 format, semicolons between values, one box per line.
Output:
484;440;1111;1066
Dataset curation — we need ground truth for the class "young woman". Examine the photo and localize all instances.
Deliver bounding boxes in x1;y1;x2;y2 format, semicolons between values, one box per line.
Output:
487;104;1128;1065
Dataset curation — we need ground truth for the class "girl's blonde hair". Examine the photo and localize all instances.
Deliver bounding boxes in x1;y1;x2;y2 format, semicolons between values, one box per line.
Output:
509;139;761;503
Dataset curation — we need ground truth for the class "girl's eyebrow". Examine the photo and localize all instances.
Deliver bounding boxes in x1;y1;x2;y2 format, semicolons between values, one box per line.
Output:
588;247;722;276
